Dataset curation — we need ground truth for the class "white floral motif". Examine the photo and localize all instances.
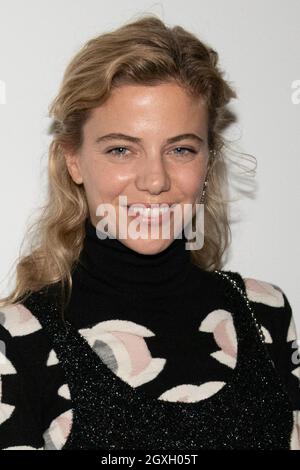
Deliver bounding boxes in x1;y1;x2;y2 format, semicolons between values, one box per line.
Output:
46;349;59;366
159;381;226;402
0;342;17;425
78;320;166;387
0;304;42;337
243;278;284;308
290;411;300;450
199;309;238;369
43;409;73;450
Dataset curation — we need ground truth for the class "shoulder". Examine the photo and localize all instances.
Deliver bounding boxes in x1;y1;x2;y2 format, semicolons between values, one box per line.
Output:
239;275;300;448
239;275;297;342
242;276;287;308
242;275;300;398
0;280;63;339
0;302;44;338
0;300;63;371
0;299;68;382
0;301;59;374
216;271;293;323
240;276;296;338
213;271;297;352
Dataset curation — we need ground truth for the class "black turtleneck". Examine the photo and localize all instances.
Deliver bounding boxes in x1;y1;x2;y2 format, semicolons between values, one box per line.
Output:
63;216;233;396
75;217;197;297
67;217;218;319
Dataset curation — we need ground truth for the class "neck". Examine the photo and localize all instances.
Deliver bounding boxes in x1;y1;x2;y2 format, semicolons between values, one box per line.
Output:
75;217;195;298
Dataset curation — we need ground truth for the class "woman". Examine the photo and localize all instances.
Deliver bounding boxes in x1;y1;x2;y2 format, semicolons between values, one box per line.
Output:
0;15;299;450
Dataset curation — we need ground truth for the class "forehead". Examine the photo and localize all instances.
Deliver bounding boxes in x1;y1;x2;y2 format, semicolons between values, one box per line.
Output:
86;82;208;134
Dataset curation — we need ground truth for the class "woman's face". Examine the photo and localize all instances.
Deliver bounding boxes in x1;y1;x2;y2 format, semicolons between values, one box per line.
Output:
65;81;209;254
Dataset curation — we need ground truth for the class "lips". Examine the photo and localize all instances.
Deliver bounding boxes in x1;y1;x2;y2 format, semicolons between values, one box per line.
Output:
126;203;175;208
123;203;174;224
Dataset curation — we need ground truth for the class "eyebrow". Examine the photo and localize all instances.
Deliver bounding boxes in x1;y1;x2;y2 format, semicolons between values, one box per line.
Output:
95;132;204;145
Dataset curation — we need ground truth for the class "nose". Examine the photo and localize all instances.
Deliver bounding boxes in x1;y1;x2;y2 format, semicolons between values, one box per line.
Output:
135;155;171;195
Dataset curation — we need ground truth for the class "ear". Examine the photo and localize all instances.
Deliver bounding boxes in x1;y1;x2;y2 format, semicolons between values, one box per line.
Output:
64;151;83;185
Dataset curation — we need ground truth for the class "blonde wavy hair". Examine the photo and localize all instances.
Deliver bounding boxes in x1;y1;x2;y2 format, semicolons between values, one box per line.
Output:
0;14;254;317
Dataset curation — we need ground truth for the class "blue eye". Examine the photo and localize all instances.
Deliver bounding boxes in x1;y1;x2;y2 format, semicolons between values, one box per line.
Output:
105;146;196;158
173;147;196;155
106;147;128;160
106;147;129;156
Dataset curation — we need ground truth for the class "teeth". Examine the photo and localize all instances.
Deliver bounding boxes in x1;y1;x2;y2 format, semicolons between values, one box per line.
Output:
128;206;170;217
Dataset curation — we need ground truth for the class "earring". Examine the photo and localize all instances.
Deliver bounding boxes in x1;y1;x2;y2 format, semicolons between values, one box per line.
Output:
199;149;216;204
200;179;208;204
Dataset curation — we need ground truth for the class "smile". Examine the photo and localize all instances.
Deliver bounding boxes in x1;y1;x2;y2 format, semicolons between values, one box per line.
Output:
123;204;175;224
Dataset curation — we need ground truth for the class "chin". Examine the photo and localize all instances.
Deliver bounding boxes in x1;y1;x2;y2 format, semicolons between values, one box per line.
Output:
123;237;173;255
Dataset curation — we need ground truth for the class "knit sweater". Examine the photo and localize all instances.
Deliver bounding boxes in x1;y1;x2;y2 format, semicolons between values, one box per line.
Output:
0;217;299;449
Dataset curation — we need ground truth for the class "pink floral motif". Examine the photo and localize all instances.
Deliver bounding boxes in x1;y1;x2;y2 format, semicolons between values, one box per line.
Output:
199;309;237;369
287;316;298;342
78;320;166;387
0;304;42;336
0;346;17;425
43;409;73;450
243;278;284;308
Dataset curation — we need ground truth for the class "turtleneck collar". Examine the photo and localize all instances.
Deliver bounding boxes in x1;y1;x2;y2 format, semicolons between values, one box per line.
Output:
75;217;194;298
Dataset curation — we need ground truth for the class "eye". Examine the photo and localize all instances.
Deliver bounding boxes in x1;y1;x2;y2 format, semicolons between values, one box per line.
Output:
106;147;130;157
105;146;196;159
171;147;196;156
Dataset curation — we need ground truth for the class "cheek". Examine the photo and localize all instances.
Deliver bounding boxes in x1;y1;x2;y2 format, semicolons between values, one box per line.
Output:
82;159;130;204
175;165;206;200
